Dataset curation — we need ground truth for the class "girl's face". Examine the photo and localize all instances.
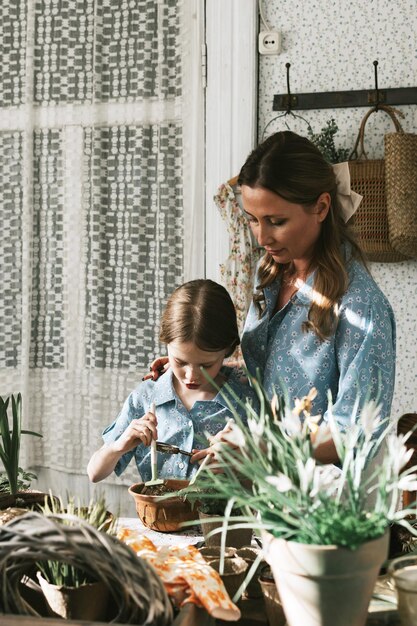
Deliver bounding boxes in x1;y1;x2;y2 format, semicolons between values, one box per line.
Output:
167;341;227;394
241;185;330;268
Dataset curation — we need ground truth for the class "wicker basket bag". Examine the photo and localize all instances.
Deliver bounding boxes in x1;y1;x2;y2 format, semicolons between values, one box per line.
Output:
385;130;417;258
348;105;410;262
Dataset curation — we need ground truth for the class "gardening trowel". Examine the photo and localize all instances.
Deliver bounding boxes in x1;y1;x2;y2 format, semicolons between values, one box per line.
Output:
144;402;164;487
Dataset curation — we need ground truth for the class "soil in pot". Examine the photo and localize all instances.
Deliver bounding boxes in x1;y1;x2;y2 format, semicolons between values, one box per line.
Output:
128;478;198;532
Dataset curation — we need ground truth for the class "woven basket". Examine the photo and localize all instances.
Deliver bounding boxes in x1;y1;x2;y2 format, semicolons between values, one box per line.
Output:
385;132;417;258
348;105;410;262
0;511;173;624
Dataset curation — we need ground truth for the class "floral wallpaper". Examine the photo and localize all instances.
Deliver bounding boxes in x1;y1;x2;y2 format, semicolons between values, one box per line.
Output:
258;0;417;419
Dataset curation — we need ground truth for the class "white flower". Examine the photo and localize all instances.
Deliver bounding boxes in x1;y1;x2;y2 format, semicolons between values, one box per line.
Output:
387;433;414;474
398;475;417;492
311;421;333;449
296;457;316;495
266;474;293;493
282;410;302;437
211;421;246;450
248;416;264;439
360;400;382;438
310;465;341;498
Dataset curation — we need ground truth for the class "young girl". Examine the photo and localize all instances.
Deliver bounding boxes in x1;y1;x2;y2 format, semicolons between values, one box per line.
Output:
87;279;254;483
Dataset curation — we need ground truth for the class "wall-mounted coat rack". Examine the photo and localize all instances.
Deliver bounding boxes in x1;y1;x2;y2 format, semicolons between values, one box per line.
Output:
273;61;417;111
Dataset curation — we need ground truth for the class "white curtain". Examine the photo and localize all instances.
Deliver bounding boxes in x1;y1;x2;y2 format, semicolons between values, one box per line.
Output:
0;0;204;515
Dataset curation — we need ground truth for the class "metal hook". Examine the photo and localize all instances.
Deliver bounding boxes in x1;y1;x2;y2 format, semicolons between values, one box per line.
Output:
374;60;380;111
286;63;292;113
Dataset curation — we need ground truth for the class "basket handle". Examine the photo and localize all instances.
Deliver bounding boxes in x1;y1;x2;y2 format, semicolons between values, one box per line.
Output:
349;104;404;161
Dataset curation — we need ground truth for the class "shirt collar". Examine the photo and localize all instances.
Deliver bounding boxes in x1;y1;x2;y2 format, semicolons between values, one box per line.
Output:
152;366;247;411
152;369;177;406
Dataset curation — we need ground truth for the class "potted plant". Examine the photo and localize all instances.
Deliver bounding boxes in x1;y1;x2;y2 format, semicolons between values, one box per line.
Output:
184;483;253;548
189;373;417;626
0;393;45;513
128;478;199;533
34;495;117;620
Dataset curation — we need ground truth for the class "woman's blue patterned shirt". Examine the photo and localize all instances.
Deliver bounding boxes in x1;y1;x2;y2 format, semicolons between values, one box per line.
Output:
102;367;254;482
241;256;396;431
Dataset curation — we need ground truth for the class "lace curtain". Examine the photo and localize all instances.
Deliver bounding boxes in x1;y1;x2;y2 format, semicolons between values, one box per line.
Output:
0;0;204;514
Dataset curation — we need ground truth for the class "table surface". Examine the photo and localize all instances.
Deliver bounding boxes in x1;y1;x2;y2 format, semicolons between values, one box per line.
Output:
118;518;400;626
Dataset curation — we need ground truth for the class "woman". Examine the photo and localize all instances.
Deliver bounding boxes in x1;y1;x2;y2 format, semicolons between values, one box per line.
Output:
238;131;395;464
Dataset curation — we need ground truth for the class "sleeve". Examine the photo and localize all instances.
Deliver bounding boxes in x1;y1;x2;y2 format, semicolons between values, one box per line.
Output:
325;289;396;434
102;386;146;476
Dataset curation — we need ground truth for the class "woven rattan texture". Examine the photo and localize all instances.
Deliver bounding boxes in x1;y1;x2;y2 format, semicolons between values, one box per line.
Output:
0;511;173;624
385;133;417;259
349;159;407;262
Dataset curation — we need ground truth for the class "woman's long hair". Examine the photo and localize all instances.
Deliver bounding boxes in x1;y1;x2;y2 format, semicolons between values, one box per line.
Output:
238;131;367;341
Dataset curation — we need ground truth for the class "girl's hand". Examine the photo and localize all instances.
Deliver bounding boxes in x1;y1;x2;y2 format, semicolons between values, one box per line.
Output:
115;409;158;452
142;356;170;381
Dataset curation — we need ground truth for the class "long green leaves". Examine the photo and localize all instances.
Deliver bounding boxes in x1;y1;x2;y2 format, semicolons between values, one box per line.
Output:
184;370;417;549
0;393;42;495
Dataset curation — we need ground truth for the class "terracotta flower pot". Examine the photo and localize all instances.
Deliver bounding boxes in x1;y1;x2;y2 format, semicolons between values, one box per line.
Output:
0;490;54;512
198;511;253;548
128;479;198;532
37;572;109;621
262;530;389;626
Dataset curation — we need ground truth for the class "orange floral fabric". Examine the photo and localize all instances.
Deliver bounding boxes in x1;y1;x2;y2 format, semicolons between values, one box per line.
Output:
118;528;241;621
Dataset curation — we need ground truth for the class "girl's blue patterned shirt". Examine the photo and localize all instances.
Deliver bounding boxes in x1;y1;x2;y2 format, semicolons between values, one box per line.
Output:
241;255;396;432
102;367;255;482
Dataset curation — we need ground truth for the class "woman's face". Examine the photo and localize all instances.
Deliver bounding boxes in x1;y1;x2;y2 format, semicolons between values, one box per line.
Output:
241;185;329;268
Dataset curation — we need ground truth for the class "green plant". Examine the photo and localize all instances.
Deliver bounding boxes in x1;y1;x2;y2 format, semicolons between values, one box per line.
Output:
307;118;351;164
0;394;42;495
188;372;417;550
37;494;117;587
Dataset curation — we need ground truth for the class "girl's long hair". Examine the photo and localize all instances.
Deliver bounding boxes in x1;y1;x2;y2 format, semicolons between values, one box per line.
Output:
238;131;367;341
160;279;240;357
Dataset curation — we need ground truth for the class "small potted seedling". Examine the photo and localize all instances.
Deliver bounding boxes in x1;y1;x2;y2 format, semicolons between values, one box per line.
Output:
35;495;117;620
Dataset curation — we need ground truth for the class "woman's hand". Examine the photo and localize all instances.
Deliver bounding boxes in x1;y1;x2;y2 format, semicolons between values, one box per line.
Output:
142;356;170;381
115;409;158;452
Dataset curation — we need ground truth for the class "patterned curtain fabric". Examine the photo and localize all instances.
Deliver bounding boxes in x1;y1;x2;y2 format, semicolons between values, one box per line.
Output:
0;0;201;505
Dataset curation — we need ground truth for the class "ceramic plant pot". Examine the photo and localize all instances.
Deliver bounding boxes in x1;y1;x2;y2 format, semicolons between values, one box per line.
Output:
37;572;109;621
128;479;198;532
262;530;389;626
198;511;253;548
388;554;417;625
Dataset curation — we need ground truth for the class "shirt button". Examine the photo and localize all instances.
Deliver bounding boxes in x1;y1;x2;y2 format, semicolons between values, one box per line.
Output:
178;462;185;469
188;420;192;427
